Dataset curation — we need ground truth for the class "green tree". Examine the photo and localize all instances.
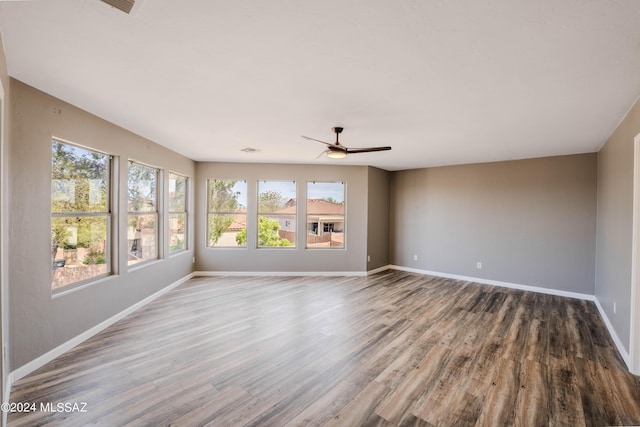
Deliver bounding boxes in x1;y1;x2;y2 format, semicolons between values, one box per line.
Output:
208;180;242;245
236;216;292;247
169;174;186;212
128;161;157;211
258;190;286;213
208;214;234;246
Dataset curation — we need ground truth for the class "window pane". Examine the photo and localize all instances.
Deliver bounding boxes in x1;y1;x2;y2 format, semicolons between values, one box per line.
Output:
208;180;247;247
128;162;157;212
51;216;109;289
128;214;157;265
208;180;246;213
258;181;296;247
169;173;186;212
208;213;247;247
169;213;186;252
51;141;109;213
306;182;345;248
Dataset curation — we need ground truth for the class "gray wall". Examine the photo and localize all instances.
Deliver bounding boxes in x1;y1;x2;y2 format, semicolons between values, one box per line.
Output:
195;162;368;272
8;80;196;370
596;98;640;352
390;154;597;293
367;167;390;270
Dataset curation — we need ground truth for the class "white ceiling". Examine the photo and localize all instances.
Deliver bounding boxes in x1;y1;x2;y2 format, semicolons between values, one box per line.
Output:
1;0;640;171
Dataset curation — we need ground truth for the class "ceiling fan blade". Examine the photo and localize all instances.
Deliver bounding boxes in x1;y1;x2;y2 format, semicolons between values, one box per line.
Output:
301;135;334;147
315;149;330;159
345;146;392;154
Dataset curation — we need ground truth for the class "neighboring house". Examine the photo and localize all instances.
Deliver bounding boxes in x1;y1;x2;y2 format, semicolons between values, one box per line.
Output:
269;199;344;235
305;199;345;236
268;199;345;247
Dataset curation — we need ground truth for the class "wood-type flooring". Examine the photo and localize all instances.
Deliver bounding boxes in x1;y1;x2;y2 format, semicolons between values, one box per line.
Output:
7;270;640;426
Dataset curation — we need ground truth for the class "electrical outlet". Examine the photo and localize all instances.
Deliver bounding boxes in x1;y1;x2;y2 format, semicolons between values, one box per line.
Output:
413;255;418;261
476;262;482;269
367;255;370;262
192;256;195;264
613;302;617;314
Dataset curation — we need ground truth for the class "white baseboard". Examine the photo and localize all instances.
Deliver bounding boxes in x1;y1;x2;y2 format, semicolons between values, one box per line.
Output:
194;266;393;277
390;265;632;369
10;273;194;384
389;265;595;300
367;265;392;275
593;298;631;369
194;270;368;277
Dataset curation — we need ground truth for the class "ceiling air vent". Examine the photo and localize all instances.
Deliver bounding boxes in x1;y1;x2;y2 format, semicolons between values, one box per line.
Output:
99;0;135;14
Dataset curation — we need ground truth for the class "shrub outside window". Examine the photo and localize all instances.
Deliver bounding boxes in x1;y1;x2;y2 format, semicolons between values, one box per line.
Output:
257;181;296;248
306;182;345;248
207;180;247;247
128;161;159;266
169;173;188;253
51;140;111;290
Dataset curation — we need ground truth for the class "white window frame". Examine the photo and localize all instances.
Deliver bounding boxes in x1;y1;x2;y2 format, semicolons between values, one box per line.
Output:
305;181;346;250
168;172;188;254
51;139;113;293
207;179;248;248
127;160;161;267
257;180;297;249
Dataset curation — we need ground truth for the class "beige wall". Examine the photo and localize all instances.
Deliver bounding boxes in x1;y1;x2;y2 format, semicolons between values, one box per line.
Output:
8;80;196;370
195;162;368;272
596;98;640;352
390;154;597;293
367;167;390;270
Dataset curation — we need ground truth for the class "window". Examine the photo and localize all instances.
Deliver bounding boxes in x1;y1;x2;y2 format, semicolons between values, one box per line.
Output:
257;181;296;248
168;173;188;253
306;181;345;248
128;161;159;266
207;180;247;247
51;140;111;289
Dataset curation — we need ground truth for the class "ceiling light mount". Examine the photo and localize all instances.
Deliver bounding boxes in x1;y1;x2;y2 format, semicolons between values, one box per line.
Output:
240;147;260;153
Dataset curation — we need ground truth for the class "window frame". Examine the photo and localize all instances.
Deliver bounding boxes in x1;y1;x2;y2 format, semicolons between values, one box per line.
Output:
168;172;188;254
51;139;114;293
257;180;297;249
127;160;161;268
305;181;346;250
207;179;248;248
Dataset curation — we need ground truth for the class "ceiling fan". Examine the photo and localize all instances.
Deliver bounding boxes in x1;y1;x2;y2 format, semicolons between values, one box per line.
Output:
302;127;392;159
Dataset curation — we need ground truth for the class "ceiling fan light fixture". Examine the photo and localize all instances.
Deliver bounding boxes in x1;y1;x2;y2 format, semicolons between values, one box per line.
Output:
327;150;347;159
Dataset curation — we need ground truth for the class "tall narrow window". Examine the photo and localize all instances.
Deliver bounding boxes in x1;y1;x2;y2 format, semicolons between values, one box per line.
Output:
306;181;345;249
257;181;296;248
51;140;111;289
207;180;247;247
128;161;159;266
168;173;188;253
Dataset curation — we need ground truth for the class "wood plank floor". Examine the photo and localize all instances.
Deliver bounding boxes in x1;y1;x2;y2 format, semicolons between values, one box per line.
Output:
7;271;640;426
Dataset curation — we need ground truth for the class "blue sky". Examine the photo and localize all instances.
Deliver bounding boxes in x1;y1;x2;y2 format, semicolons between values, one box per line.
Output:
307;182;345;202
